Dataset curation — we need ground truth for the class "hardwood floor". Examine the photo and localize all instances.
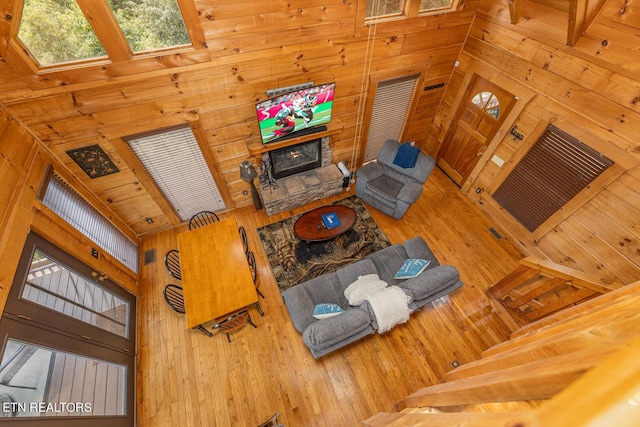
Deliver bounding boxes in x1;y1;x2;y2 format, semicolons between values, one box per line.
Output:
136;167;526;426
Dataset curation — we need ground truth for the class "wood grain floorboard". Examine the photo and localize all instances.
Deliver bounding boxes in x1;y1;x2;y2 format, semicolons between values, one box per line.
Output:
136;167;528;426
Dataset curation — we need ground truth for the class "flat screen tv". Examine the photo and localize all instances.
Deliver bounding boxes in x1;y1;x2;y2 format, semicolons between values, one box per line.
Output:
255;82;335;144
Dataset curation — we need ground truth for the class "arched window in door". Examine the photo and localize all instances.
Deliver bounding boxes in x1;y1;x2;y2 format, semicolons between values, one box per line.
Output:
470;91;501;119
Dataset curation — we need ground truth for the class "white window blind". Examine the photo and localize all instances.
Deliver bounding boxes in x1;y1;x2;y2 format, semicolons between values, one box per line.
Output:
364;75;418;162
42;174;139;273
126;125;226;221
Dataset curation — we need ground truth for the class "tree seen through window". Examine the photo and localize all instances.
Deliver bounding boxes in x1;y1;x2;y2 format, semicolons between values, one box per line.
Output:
17;0;190;66
366;0;457;19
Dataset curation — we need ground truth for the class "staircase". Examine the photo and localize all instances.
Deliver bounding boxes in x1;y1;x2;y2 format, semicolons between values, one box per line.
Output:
486;256;622;321
363;280;640;426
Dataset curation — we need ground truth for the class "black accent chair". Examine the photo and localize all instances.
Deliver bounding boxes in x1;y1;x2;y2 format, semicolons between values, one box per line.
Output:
212;309;256;342
163;284;212;337
164;249;182;280
188;211;220;230
239;226;249;254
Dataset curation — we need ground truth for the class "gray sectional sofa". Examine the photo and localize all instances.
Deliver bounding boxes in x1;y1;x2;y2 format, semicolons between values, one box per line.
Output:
282;237;463;358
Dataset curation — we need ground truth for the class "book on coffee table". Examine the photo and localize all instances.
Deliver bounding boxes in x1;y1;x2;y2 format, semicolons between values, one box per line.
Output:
321;212;341;229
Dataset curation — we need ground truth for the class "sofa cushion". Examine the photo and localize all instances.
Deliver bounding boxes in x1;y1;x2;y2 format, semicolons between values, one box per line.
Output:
368;244;411;285
367;175;404;204
335;258;377;288
301;272;348;307
398;265;461;301
303;308;372;351
344;274;388;306
404;237;440;267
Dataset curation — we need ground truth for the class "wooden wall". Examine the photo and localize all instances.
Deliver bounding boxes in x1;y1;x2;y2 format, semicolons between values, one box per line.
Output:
0;0;477;237
0;108;139;313
426;0;640;287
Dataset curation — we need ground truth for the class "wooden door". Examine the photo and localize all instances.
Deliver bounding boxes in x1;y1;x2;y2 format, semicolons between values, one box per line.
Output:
438;76;516;186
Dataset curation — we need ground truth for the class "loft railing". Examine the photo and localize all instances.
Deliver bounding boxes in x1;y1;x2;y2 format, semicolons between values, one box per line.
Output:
364;280;640;426
485;256;622;321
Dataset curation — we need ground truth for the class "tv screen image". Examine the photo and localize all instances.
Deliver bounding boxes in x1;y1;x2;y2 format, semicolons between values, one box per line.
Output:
256;82;335;144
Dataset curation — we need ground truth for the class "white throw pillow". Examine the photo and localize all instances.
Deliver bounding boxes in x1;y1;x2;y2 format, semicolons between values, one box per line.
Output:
344;274;388;306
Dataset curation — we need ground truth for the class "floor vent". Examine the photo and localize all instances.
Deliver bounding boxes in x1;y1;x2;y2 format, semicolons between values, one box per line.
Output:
488;227;503;240
144;249;156;265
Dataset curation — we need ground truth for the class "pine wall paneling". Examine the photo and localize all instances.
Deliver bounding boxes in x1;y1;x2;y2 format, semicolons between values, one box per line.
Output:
0;110;40;312
429;3;640;291
0;0;478;234
0;108;140;314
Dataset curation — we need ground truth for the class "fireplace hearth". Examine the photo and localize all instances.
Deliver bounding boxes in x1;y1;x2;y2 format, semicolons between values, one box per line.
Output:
257;135;343;215
268;138;322;179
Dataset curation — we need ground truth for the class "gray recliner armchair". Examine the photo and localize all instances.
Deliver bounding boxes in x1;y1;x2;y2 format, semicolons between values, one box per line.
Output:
356;140;435;219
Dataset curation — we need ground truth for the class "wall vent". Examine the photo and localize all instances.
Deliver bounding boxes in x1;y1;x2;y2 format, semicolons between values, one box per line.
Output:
424;83;445;91
144;249;156;265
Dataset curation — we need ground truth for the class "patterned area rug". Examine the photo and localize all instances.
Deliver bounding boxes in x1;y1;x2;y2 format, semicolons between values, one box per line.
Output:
257;196;391;292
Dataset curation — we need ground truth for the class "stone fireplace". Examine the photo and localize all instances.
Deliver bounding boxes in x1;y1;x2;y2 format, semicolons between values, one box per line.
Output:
259;136;344;215
268;138;322;179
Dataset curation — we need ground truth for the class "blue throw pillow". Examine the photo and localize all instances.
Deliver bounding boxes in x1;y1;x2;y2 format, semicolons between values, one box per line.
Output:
313;303;344;320
394;259;431;280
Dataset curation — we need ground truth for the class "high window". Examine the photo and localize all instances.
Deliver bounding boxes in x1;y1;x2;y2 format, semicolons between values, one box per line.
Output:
39;172;139;273
17;0;190;67
365;0;459;21
41;173;138;273
125;125;227;222
1;0;207;85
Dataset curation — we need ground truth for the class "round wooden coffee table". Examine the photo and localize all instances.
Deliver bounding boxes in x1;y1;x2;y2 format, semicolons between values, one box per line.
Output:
293;205;357;243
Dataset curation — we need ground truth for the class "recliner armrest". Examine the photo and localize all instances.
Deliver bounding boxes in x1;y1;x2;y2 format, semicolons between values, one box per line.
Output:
302;308;372;351
282;285;318;333
396;180;424;204
398;265;461;301
356;161;384;183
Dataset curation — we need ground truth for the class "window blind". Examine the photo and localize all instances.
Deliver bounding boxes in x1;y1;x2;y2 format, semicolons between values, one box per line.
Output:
42;174;139;272
493;124;614;232
364;75;418;162
126;125;226;222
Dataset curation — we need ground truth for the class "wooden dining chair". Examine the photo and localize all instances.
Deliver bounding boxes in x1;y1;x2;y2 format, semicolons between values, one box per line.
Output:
212;309;257;342
247;251;264;298
164;249;182;280
239;225;249;254
257;411;285;427
188;211;220;230
163;284;212;337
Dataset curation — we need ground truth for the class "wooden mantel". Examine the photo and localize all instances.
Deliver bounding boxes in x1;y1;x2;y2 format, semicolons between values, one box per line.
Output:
247;119;343;162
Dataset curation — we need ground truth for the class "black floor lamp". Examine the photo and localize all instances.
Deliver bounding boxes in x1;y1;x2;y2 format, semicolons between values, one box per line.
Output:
240;160;262;210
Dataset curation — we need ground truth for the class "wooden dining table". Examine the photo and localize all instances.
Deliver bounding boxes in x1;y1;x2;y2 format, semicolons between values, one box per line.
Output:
177;217;258;329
